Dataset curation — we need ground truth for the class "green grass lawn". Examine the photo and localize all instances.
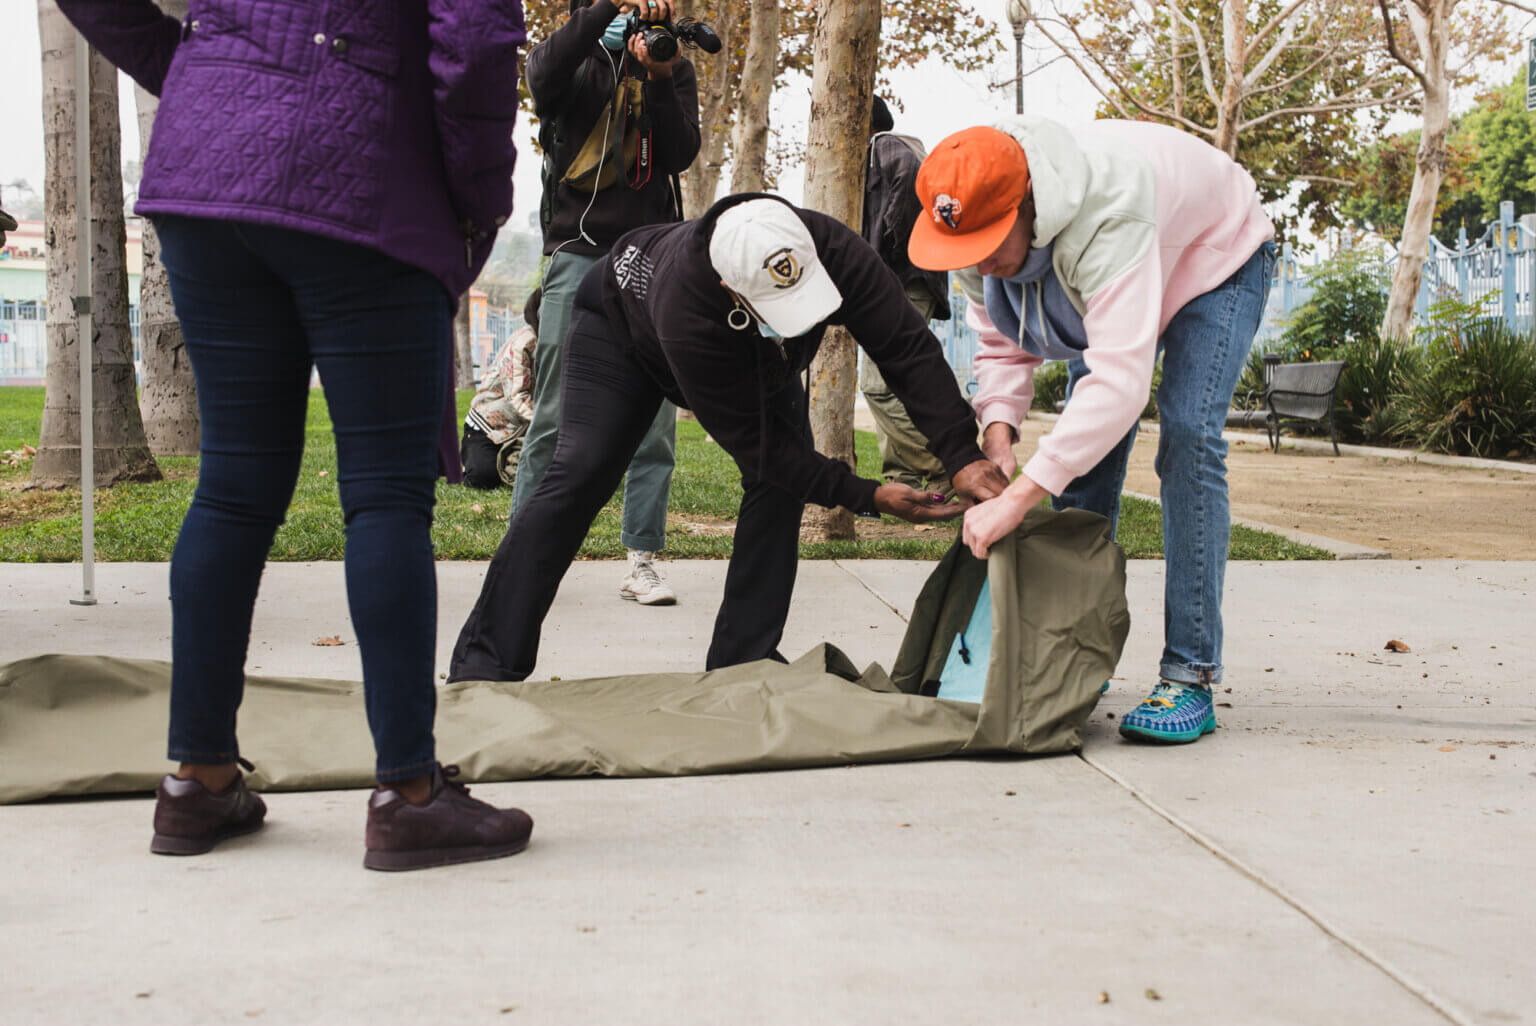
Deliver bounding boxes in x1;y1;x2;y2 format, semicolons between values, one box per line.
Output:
0;386;1328;562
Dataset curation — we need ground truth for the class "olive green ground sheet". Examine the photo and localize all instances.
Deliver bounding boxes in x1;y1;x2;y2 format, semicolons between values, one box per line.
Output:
0;510;1129;804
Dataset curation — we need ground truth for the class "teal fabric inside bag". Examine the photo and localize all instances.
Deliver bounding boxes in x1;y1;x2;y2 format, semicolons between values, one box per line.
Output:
936;577;992;704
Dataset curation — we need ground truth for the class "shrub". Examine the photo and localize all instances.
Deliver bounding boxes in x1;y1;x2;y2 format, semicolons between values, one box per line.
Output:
1027;359;1162;420
1277;248;1388;354
1031;362;1070;412
1398;321;1536;458
1335;334;1422;446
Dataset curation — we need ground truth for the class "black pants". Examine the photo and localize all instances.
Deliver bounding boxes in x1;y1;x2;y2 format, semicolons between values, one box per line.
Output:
448;295;807;683
460;423;504;489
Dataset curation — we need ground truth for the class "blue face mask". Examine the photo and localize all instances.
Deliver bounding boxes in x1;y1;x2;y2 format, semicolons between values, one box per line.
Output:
756;320;783;340
601;14;628;50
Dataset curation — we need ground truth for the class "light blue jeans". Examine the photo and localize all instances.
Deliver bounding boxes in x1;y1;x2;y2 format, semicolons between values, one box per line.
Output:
1055;242;1276;687
511;251;676;552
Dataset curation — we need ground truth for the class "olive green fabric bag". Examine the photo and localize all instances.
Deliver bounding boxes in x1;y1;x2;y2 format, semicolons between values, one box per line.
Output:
0;509;1127;804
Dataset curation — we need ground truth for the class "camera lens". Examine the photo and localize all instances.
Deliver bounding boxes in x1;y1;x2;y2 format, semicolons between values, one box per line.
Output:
644;26;678;61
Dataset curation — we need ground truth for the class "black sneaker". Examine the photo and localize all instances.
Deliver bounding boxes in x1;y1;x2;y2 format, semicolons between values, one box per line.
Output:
150;759;267;855
363;764;532;872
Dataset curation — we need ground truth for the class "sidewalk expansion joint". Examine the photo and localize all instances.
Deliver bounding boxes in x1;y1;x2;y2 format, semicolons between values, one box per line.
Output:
832;561;911;623
1077;750;1472;1026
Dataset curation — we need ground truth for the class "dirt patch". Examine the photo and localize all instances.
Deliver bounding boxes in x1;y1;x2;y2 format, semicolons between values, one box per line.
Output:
674;513;954;544
1014;418;1536;560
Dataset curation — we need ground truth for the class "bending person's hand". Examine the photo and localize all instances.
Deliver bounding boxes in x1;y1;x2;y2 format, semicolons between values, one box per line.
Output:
951;458;1010;504
961;475;1048;559
873;483;967;524
981;422;1019;480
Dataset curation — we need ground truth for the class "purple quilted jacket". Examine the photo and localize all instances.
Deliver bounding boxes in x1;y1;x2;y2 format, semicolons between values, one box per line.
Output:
57;0;525;296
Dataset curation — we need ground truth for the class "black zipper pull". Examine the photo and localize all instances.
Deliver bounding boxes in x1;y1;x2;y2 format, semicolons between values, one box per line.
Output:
773;339;787;361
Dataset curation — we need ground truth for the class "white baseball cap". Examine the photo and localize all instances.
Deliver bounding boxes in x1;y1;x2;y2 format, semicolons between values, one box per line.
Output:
708;199;843;338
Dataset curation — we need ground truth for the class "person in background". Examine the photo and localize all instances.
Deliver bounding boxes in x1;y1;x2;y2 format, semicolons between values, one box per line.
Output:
908;119;1275;746
462;289;541;490
518;0;702;608
859;96;955;496
57;0;534;870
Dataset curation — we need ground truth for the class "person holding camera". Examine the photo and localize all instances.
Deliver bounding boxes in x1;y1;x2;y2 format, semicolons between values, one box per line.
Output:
447;196;1011;685
518;0;703;608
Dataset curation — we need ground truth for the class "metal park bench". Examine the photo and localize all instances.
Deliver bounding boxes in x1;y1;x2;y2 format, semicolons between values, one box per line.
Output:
1226;355;1350;455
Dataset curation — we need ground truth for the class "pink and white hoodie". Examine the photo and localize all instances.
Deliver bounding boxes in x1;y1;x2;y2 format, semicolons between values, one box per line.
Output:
959;118;1274;496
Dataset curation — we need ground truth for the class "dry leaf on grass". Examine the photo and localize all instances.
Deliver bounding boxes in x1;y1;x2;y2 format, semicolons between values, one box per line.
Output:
1384;639;1411;652
313;635;344;647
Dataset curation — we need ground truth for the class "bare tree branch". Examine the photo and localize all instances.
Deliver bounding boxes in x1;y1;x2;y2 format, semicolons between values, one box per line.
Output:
1378;0;1430;89
1244;0;1313;60
1033;10;1215;135
1244;5;1306;87
1490;0;1536;16
1237;86;1420;130
1163;2;1222;109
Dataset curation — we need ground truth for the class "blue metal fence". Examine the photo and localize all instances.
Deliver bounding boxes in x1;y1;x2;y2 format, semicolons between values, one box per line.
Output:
933;201;1534;390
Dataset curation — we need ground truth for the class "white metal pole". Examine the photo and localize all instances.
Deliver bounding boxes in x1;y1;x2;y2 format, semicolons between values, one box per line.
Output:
71;31;96;608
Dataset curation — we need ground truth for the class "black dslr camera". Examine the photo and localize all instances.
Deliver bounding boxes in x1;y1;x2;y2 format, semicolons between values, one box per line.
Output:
624;12;722;61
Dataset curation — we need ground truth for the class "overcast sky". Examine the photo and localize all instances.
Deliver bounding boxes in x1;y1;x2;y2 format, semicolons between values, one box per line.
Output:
2;4;1523;237
0;3;1097;230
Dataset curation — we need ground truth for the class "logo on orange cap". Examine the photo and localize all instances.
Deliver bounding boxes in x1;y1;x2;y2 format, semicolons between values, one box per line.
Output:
932;194;963;230
908;126;1031;272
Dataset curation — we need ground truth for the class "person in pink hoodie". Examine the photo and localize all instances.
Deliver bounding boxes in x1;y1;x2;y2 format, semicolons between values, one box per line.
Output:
908;119;1276;745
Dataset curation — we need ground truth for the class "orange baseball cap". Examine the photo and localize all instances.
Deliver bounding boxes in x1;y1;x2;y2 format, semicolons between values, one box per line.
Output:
908;126;1031;271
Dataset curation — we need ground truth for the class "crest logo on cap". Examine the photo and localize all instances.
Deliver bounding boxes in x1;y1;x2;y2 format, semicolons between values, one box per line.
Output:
932;194;963;230
763;248;803;290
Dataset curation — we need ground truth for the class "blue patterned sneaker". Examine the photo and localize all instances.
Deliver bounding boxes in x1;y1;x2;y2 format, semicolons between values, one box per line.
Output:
1118;680;1216;744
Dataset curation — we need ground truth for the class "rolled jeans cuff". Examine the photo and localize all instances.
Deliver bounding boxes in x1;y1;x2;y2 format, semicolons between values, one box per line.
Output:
1160;661;1222;687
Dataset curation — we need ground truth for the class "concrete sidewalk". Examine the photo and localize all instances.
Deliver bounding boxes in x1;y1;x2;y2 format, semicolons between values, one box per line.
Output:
2;559;1533;1025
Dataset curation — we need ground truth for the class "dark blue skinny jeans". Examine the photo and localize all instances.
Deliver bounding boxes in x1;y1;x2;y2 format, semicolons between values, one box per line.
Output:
155;216;448;783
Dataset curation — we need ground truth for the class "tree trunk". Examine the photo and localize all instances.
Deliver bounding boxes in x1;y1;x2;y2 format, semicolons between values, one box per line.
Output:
454;293;475;388
681;0;737;216
1381;0;1450;341
800;0;880;542
729;0;779;194
1213;0;1246;158
133;0;197;457
33;4;161;488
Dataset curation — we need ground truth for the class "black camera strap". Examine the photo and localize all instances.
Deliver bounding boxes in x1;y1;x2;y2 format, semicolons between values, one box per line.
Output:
628;87;654;192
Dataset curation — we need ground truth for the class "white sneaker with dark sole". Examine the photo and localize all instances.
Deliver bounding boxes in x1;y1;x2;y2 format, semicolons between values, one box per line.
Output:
620;550;676;606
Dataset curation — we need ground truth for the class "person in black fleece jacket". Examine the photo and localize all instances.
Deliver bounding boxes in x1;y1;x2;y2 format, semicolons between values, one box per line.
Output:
449;195;1008;683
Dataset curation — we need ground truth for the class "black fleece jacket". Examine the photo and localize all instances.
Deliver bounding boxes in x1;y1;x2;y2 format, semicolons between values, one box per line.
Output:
527;0;701;257
594;194;984;514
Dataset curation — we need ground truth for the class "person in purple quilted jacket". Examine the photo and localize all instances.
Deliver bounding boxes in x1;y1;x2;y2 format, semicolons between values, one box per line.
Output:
58;0;534;872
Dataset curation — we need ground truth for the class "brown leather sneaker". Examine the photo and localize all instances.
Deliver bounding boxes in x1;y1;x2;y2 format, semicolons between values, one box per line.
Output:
364;764;532;872
150;760;267;855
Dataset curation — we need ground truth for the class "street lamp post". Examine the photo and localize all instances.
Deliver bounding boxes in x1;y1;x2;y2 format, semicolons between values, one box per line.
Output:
1005;0;1029;116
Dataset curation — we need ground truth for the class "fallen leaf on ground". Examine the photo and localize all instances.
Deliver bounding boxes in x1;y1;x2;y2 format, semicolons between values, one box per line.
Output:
317;470;328;478
1145;988;1161;1001
313;635;344;647
1385;639;1411;652
23;444;36;455
1097;992;1110;1004
1438;746;1456;752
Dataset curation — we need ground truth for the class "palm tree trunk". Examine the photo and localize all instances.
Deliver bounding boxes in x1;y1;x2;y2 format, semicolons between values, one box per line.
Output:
33;1;161;488
801;0;880;542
